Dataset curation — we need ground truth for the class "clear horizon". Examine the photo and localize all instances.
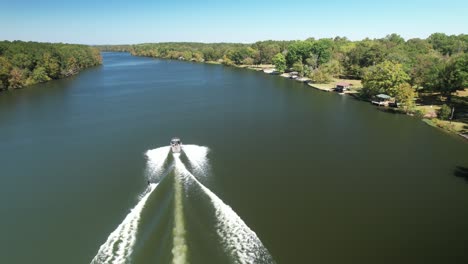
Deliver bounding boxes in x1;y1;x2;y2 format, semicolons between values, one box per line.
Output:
1;0;467;45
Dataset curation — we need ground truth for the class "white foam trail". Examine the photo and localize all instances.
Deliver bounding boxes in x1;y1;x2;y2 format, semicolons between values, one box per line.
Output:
145;146;171;181
172;154;189;264
176;153;275;264
196;181;274;263
91;184;157;264
182;144;210;177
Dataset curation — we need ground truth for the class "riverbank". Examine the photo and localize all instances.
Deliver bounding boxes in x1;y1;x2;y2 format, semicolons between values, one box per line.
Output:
0;41;102;92
236;63;468;141
132;53;468;141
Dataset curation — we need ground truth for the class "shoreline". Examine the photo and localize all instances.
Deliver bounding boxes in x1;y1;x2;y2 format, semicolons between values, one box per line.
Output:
132;53;468;141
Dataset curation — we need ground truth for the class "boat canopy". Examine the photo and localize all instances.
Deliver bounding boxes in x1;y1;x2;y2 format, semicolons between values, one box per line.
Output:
376;94;391;99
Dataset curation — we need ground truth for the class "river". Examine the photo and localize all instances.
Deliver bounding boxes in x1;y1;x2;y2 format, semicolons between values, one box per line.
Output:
0;52;467;264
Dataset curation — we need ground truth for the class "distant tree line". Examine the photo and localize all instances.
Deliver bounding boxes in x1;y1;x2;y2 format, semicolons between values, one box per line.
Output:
99;33;467;102
0;41;102;91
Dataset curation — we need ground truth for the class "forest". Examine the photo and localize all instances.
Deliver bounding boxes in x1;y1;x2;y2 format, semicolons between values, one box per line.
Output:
0;41;102;91
100;33;467;104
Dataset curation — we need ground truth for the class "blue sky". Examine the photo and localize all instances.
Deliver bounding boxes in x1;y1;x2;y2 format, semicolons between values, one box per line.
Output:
1;0;467;44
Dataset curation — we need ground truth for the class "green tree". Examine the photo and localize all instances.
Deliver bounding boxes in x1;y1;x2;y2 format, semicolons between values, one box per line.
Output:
345;41;388;78
242;57;254;65
32;66;51;83
0;56;12;90
272;53;286;73
362;60;410;96
12;53;34;70
182;51;192;61
384;33;405;46
320;59;342;77
292;61;304;76
222;55;234;66
437;53;468;101
438;104;452;120
309;68;332;83
410;54;442;87
311;39;333;66
285;40;313;66
427;33;466;56
255;42;281;64
395;83;416;113
228;47;256;65
42;53;60;79
0;41;101;91
285;39;332;69
62;57;79;76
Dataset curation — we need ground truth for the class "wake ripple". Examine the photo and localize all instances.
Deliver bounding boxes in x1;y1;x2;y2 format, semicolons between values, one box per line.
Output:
91;146;170;264
182;145;210;178
175;151;275;264
145;146;171;181
92;145;274;264
91;183;157;264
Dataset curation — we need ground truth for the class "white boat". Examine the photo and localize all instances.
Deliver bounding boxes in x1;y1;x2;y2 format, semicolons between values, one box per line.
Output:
170;137;182;153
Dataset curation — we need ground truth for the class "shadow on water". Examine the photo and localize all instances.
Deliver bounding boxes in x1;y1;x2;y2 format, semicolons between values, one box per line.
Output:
454;166;468;182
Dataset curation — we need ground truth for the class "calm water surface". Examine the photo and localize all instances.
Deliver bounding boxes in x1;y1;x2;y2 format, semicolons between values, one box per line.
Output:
0;52;467;264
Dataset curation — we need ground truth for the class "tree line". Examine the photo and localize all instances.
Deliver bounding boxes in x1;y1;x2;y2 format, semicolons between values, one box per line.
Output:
100;33;466;104
0;41;102;91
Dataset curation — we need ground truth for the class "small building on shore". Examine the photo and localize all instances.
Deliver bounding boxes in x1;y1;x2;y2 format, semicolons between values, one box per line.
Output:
335;82;353;93
263;68;279;74
371;94;393;106
289;71;299;79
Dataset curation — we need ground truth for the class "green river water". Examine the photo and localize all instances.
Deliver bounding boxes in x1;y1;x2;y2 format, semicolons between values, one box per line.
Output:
0;52;467;264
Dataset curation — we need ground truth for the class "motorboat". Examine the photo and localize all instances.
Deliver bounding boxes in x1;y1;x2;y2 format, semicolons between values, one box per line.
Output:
170;137;182;153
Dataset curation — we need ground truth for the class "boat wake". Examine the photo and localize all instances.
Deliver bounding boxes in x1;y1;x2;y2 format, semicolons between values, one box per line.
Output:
174;151;275;264
145;146;171;182
91;144;274;264
91;183;157;264
182;144;210;178
91;146;170;264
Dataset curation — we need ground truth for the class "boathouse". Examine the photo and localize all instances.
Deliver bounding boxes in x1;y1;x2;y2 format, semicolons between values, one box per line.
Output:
335;82;353;93
371;94;392;106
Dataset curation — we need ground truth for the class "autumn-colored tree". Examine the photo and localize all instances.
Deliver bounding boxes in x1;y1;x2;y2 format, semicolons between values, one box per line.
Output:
62;57;79;77
8;68;25;89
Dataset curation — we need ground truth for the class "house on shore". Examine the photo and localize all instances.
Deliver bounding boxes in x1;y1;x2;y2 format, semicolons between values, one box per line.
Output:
335;82;353;93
